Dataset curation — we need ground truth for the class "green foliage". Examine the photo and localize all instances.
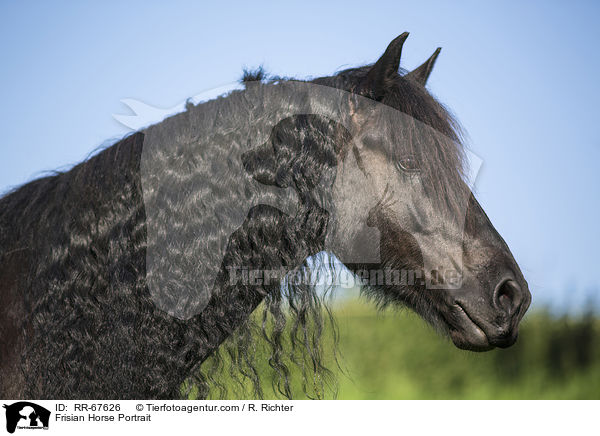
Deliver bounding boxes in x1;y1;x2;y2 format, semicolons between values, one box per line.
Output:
194;301;600;399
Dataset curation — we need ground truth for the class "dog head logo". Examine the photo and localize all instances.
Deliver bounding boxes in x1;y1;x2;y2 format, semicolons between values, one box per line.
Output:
3;402;50;433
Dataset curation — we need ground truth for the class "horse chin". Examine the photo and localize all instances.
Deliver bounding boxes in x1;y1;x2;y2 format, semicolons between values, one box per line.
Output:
446;304;494;352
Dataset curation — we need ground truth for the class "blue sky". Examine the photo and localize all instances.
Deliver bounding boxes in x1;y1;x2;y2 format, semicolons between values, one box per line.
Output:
1;1;599;311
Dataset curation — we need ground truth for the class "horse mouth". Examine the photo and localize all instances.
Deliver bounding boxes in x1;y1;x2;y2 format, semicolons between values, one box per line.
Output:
445;303;494;352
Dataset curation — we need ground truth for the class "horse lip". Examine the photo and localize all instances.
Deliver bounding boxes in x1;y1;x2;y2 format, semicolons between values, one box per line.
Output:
446;302;494;352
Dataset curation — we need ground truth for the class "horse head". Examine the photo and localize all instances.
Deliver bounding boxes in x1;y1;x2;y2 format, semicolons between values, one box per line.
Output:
243;33;531;351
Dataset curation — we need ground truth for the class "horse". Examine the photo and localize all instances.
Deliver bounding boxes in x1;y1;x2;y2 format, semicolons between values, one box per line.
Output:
0;33;531;399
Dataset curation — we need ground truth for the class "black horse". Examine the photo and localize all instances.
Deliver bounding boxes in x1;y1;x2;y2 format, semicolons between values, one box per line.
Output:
0;33;530;399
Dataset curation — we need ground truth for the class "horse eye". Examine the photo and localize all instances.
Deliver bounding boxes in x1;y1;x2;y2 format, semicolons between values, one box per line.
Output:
397;156;420;173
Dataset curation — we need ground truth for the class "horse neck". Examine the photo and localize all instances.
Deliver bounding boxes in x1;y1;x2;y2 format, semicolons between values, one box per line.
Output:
187;201;329;368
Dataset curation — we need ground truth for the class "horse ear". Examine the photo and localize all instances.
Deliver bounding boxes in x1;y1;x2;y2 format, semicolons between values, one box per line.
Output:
406;47;441;86
361;32;409;100
242;141;280;187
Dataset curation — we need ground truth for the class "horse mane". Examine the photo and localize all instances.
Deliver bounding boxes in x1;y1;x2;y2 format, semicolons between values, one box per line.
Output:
0;61;468;399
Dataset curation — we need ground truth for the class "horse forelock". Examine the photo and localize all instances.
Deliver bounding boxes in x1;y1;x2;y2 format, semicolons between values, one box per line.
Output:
311;66;470;220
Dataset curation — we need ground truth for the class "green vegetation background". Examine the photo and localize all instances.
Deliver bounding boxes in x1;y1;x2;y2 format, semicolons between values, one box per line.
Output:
198;300;600;399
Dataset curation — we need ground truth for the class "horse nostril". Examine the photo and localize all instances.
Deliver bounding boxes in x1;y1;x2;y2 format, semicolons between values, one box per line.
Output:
494;278;522;315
